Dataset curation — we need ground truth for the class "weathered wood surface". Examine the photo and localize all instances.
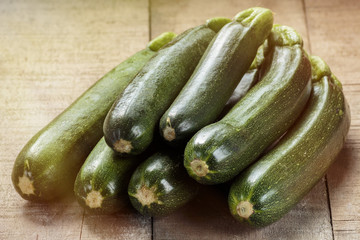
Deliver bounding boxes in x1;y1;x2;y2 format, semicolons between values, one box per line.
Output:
305;0;360;239
0;0;151;239
0;0;359;239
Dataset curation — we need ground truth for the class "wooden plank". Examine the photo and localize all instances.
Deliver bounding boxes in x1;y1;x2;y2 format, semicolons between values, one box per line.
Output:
305;0;360;9
305;1;360;239
0;0;151;239
154;183;332;240
151;0;333;239
80;208;151;240
1;0;358;239
305;1;360;86
150;0;311;50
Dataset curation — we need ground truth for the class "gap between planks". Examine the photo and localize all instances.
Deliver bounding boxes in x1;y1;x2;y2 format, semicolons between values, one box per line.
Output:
301;0;334;239
148;0;152;44
79;209;85;240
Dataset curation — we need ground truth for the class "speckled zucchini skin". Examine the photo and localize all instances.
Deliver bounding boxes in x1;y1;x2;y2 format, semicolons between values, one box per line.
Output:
184;25;312;185
103;25;217;155
221;41;270;117
159;8;273;145
11;33;175;201
228;56;351;227
128;151;199;217
74;138;141;214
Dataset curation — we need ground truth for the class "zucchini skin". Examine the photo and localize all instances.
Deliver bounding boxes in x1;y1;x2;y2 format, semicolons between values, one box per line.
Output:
228;56;351;227
184;25;312;185
128;151;199;217
11;33;175;201
103;25;216;155
159;8;273;145
221;41;269;117
74;138;141;214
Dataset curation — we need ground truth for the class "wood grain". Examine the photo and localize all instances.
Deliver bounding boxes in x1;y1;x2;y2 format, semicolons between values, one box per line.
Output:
150;0;332;239
80;208;151;240
153;183;332;240
150;0;311;51
1;0;359;239
0;0;151;239
305;0;360;239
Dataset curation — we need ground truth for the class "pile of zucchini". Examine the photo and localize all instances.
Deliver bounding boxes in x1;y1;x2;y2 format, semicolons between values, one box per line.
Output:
12;7;350;227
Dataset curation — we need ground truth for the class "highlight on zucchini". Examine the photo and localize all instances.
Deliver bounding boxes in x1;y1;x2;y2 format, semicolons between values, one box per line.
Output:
128;151;199;217
159;7;273;145
184;25;312;185
11;32;175;201
103;23;218;156
228;56;350;227
74;138;143;214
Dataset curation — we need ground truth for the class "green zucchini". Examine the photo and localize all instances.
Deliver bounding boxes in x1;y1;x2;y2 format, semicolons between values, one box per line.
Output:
159;8;273;145
228;56;351;227
74;138;141;214
221;40;270;117
103;22;223;155
128;151;199;217
11;32;175;201
184;25;312;185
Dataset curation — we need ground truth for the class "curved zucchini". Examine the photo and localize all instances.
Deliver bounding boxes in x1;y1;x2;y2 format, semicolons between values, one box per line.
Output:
128;151;199;217
228;56;351;227
221;40;270;117
11;32;175;201
74;138;141;214
159;8;273;145
184;25;312;185
103;23;220;155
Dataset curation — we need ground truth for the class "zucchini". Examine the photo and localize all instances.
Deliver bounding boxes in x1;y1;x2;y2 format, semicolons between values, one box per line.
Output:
128;151;199;217
74;138;141;214
159;8;273;145
103;22;222;155
228;56;351;227
221;40;269;117
184;25;312;185
11;32;176;201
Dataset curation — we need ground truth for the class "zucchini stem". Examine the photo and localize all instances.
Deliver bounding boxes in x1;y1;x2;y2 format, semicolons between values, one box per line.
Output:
18;173;35;195
163;126;176;141
236;200;254;219
206;17;231;32
85;190;104;209
147;32;177;52
190;159;209;177
134;184;162;207
163;117;176;141
113;139;133;154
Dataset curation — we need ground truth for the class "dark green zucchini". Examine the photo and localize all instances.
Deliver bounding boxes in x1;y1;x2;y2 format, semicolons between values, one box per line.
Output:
103;22;223;155
74;138;141;214
184;25;312;185
11;32;175;201
228;56;351;227
128;151;199;217
220;40;270;117
159;8;273;145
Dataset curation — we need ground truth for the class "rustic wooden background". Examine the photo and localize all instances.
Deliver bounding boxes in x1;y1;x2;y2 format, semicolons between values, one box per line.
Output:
1;0;359;239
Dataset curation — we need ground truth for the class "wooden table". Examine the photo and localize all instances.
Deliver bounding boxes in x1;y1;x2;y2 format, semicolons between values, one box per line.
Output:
1;0;359;239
